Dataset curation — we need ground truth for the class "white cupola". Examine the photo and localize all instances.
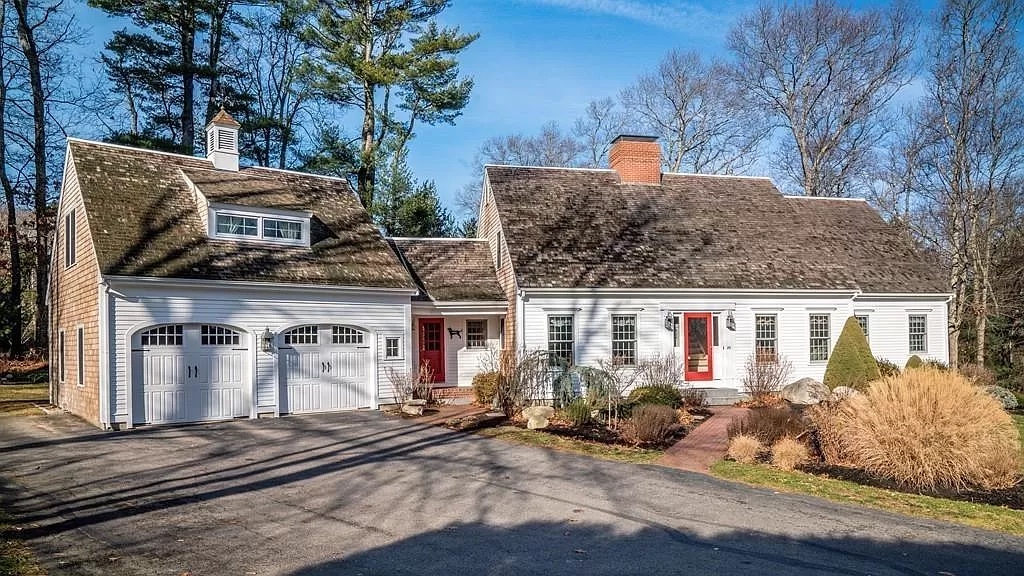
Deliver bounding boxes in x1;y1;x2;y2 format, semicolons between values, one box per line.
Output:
206;108;241;171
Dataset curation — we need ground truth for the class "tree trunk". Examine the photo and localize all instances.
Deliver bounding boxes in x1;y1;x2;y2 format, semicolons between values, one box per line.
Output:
356;0;375;208
205;1;231;123
180;5;196;154
0;3;22;357
13;0;49;350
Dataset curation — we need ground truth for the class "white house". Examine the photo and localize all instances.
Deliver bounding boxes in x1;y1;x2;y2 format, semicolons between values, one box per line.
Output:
475;136;950;403
49;115;949;428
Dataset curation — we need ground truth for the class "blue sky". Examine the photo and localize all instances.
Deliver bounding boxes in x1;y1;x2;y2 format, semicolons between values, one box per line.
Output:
72;0;930;215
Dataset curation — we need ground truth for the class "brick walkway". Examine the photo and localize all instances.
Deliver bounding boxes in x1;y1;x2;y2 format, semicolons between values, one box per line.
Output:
658;406;749;473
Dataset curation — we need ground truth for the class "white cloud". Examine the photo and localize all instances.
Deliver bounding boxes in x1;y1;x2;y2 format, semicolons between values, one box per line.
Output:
531;0;735;32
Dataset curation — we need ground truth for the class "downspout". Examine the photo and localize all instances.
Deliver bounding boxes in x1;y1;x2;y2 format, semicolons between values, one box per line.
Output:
98;280;111;428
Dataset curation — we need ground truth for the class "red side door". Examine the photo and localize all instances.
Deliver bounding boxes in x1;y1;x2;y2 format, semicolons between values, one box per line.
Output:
418;318;445;384
683;313;713;382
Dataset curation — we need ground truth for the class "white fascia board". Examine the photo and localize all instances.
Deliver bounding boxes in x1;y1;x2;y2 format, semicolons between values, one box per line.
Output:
412;301;508;315
520;287;863;298
854;292;954;301
207;201;314;219
104;275;418;296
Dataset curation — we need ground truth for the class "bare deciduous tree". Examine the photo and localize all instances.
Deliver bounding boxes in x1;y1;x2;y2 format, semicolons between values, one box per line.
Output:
910;0;1024;365
572;97;625;168
728;0;917;197
620;50;767;174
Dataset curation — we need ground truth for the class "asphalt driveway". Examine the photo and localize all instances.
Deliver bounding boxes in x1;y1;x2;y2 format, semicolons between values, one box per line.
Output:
1;411;1021;576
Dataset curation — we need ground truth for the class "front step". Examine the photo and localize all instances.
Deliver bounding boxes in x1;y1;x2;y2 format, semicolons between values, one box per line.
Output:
691;387;743;406
431;386;475;405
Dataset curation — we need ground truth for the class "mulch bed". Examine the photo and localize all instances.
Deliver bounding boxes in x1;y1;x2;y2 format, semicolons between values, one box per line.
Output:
524;411;709;450
801;462;1024;510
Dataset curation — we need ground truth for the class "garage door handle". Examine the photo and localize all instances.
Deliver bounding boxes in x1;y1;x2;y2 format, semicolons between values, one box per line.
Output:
327;362;332;373
321;361;326;373
188;366;192;378
194;365;199;378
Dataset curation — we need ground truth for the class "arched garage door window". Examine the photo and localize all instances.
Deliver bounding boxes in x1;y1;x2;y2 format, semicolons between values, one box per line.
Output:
332;325;364;345
140;325;183;346
201;325;240;346
283;325;318;345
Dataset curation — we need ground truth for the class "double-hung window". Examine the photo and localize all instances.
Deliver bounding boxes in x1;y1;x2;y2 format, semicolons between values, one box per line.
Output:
754;314;777;362
909;315;928;353
466;320;487;348
855;315;869;339
547;315;574;366
385;337;402;359
611;314;637;366
809;314;831;362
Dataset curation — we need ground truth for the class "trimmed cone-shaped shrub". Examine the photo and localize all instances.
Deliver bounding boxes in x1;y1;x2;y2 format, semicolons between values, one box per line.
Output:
837;367;1022;491
727;434;763;464
904;355;924;369
823;317;880;390
771;437;809;471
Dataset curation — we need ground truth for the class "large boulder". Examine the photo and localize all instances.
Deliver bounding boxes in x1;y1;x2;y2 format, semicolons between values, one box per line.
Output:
780;378;830;405
523;405;555;429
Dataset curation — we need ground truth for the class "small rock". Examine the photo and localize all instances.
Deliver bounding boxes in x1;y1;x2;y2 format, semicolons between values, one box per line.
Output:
780;378;830;405
401;403;424;416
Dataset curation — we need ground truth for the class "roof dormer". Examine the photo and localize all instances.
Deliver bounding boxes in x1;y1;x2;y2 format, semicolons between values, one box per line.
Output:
206;108;240;171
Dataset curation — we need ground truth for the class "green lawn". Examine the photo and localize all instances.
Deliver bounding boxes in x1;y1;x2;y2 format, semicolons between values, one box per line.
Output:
0;384;48;417
710;413;1024;536
477;426;664;464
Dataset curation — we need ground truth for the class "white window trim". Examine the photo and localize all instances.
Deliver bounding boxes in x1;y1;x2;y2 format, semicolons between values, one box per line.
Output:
58;329;66;383
908;314;928;354
64;209;77;269
610;313;637;366
208;205;311;247
547;314;576;366
809;313;831;363
76;325;85;389
385;336;403;360
465;319;488;349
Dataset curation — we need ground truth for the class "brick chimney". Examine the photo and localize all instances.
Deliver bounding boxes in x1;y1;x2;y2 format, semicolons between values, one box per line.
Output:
609;135;661;185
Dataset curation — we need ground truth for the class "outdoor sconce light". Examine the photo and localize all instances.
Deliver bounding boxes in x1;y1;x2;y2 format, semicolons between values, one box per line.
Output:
726;310;736;331
664;312;674;331
261;327;274;353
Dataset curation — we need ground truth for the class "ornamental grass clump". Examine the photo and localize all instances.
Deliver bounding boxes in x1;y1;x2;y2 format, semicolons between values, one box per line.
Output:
628;404;678;445
771;437;809;471
838;367;1022;492
727;434;763;464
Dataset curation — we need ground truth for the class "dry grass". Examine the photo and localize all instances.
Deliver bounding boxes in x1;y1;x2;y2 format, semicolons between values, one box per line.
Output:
0;508;45;576
0;384;48;417
727;406;807;446
838;367;1022;491
727;434;762;464
807;401;846;465
771;437;809;471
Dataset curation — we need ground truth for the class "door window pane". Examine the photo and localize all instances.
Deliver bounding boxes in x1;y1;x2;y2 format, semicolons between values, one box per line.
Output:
686;315;710;376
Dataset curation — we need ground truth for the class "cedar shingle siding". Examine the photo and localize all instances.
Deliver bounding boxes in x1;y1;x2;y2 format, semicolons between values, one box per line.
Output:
484;166;947;294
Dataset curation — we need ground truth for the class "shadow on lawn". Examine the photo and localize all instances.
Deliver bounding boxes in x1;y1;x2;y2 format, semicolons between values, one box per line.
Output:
287;519;1024;576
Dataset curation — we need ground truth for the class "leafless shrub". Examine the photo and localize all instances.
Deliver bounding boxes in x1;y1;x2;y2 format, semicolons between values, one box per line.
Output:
771;437;809;471
625;404;678;445
488;349;552;419
958;364;997;387
385;363;437;406
727;434;763;464
584;358;641;430
838;368;1022;492
741;352;792;402
635;353;684;388
727;406;807;447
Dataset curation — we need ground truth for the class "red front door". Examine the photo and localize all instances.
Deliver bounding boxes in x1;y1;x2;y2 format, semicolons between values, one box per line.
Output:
418;318;445;383
683;313;713;381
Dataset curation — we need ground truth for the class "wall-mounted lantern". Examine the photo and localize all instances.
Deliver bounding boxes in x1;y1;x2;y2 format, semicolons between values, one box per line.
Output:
664;312;674;331
726;311;736;331
261;327;274;353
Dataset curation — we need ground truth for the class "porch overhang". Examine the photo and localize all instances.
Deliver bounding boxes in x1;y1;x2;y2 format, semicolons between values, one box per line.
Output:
412;301;509;316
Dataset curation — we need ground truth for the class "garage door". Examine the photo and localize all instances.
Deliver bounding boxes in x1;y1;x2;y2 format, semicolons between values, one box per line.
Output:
132;324;249;424
279;325;373;414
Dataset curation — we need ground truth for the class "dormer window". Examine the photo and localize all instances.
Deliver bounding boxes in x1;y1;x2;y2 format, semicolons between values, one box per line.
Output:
209;205;310;246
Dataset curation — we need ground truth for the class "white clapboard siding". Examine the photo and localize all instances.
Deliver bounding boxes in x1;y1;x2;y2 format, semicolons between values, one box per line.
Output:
519;292;950;390
106;280;410;422
409;314;503;387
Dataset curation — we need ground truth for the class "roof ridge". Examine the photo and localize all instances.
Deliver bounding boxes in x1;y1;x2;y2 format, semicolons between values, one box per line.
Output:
783;195;867;202
246;164;349;183
67;137;211;164
663;171;772;180
484;164;616;173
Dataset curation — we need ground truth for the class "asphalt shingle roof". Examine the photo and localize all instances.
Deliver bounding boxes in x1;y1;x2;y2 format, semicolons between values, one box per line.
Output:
388;238;505;302
70;139;414;289
484;166;947;293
